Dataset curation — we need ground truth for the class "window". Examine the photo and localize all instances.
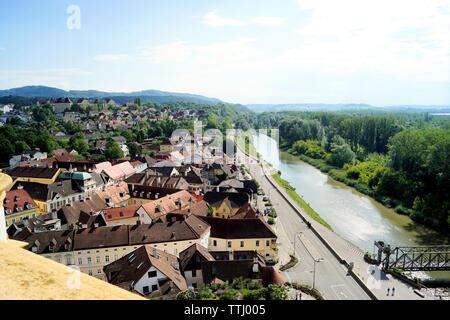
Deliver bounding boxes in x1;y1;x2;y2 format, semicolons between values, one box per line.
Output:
97;269;102;274
192;283;197;289
87;257;92;265
105;255;110;262
78;258;83;265
88;270;93;276
148;271;157;278
143;286;149;294
114;255;118;260
266;240;270;247
227;241;232;248
152;285;158;291
213;240;217;247
240;241;244;248
96;256;101;264
192;269;197;277
256;240;260;247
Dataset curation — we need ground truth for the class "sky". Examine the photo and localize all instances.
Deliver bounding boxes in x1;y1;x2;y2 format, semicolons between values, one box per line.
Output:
0;0;449;106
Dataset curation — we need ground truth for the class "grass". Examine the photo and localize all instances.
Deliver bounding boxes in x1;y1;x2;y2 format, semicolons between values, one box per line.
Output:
234;134;261;159
272;173;333;231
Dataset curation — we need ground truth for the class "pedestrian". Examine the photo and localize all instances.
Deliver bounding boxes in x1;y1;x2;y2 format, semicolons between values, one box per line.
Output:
392;287;395;296
387;288;390;296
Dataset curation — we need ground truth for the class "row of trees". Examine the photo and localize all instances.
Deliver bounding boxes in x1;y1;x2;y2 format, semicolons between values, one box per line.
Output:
278;113;449;232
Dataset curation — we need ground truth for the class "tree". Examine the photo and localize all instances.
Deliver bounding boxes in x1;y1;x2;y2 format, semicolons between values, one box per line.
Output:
104;139;124;160
329;135;355;167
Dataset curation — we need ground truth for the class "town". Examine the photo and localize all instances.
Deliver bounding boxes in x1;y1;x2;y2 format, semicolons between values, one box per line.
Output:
0;97;289;299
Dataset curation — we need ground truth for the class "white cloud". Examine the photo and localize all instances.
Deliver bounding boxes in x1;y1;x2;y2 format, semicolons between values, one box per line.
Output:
94;54;130;61
139;39;260;65
202;10;246;27
0;47;5;51
291;0;450;81
251;16;285;26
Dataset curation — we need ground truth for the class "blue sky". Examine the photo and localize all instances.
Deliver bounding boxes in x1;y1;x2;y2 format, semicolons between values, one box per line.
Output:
0;0;449;106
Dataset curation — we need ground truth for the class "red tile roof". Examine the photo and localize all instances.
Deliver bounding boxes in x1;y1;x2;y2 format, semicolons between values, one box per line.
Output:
3;189;38;214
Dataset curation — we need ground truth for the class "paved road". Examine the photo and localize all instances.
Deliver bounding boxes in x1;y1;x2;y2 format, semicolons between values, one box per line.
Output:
236;147;372;300
236;145;437;300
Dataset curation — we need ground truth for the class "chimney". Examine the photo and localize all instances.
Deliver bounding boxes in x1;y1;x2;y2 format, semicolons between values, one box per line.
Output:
17;184;23;190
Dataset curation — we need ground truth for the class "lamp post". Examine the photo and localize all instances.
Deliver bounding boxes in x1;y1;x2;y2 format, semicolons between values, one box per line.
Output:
312;258;324;290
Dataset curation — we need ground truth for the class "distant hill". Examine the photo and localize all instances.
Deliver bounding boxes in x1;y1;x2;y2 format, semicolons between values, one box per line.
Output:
0;85;222;104
246;103;450;113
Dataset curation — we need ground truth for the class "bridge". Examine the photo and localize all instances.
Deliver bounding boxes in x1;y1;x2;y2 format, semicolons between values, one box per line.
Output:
375;241;450;272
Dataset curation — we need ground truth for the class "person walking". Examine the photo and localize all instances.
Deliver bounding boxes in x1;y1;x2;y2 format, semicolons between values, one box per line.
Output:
387;288;390;296
392;287;395;296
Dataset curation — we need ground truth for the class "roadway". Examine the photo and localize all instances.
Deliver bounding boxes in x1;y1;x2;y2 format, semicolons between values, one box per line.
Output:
236;146;372;300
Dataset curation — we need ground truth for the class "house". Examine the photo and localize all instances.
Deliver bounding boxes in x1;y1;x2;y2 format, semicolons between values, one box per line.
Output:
130;161;147;173
8;166;63;185
198;216;278;262
102;205;141;226
52;149;69;157
103;246;187;296
94;161;136;182
106;98;118;107
160;138;175;153
135;190;197;224
203;191;250;219
128;184;181;206
49;98;73;113
3;188;40;227
95;182;130;207
16;215;211;280
57;193;108;229
9;149;48;168
179;243;215;289
200;253;266;285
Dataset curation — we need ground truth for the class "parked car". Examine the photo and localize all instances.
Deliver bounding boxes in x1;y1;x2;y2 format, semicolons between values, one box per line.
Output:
263;196;269;202
257;190;263;196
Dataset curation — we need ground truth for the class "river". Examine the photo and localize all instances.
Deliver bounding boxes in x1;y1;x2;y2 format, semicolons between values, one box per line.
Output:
253;132;449;279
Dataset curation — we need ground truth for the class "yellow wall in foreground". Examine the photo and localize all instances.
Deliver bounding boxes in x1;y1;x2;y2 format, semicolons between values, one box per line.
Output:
0;240;144;300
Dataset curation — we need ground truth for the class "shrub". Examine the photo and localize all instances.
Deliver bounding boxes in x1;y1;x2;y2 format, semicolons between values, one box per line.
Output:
268;217;275;225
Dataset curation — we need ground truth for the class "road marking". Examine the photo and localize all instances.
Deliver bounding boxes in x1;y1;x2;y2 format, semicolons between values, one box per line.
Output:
331;284;351;300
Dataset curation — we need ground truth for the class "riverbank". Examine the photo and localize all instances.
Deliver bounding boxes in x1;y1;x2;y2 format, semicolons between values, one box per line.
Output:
272;172;332;231
282;147;449;237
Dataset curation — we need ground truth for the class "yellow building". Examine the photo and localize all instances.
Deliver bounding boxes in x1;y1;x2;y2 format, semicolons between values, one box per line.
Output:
159;138;175;153
3;189;40;227
204;192;250;219
199;216;278;262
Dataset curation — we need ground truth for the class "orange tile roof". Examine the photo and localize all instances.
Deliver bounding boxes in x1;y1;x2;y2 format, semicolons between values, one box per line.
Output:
96;182;130;206
139;190;196;220
103;205;140;221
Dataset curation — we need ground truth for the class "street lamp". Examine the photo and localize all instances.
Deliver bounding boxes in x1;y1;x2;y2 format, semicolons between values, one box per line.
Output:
312;258;324;290
292;232;302;257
